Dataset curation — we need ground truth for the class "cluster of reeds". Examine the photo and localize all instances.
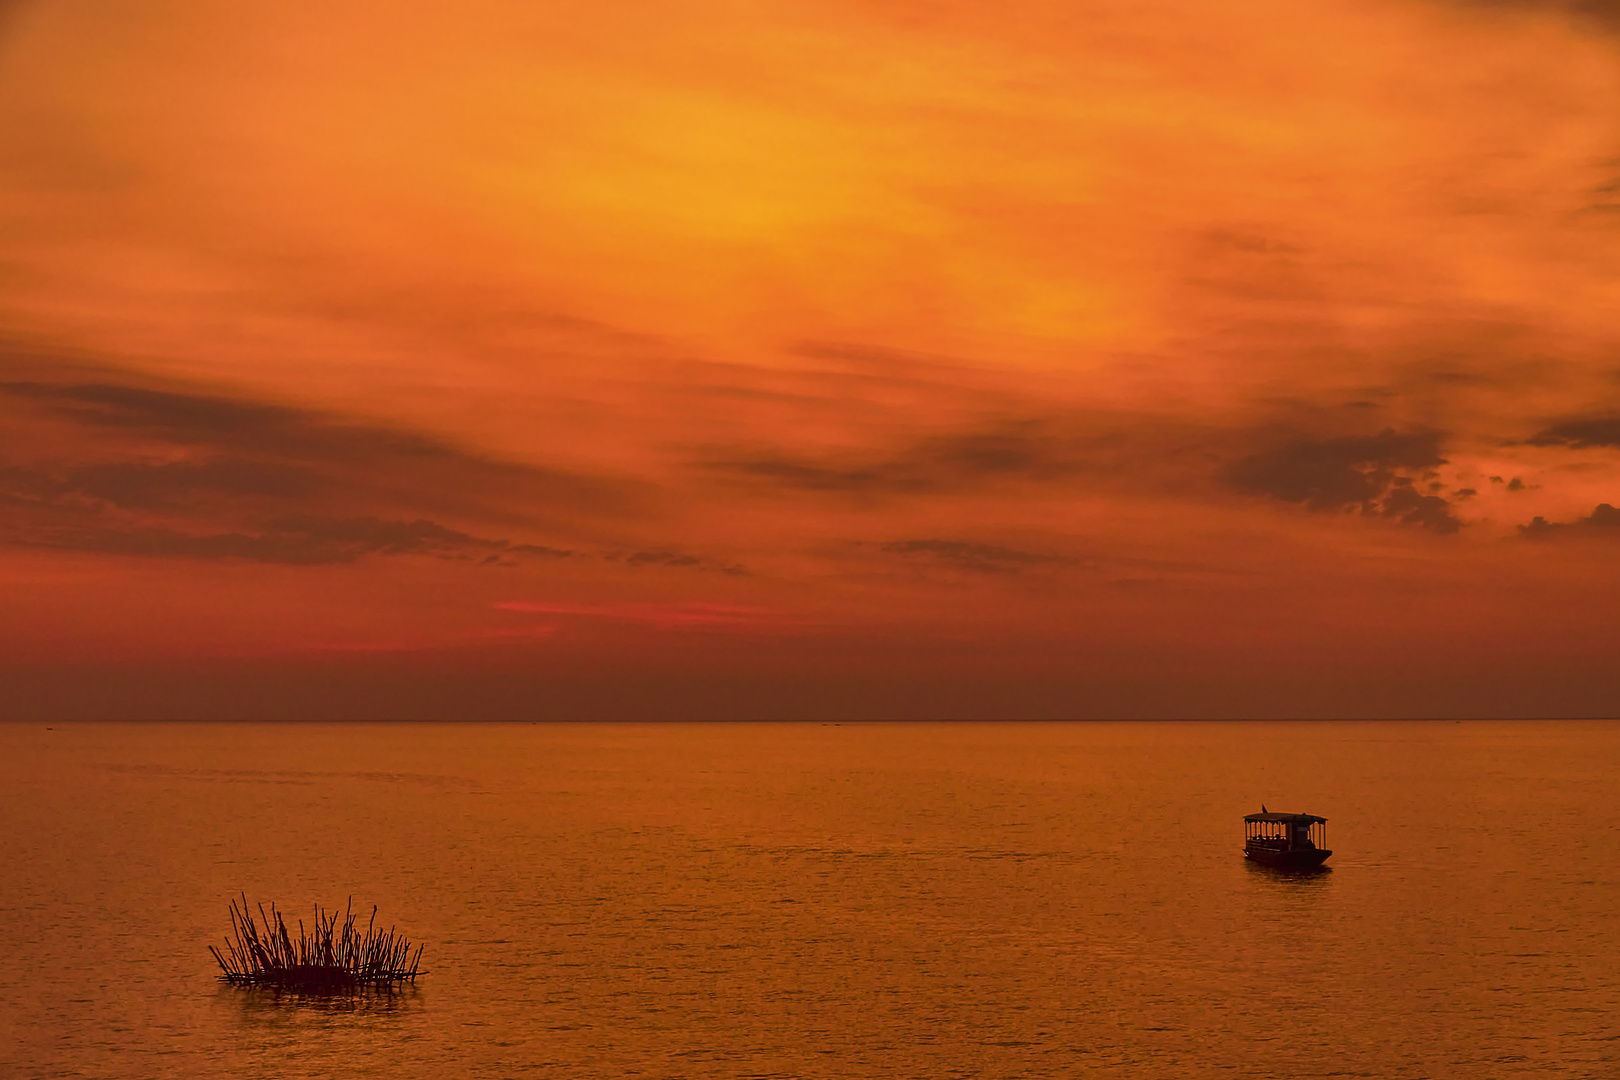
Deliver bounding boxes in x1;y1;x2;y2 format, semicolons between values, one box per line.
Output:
209;894;424;991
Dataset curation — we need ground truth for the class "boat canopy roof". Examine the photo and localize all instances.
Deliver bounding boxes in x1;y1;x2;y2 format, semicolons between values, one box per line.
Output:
1244;812;1326;824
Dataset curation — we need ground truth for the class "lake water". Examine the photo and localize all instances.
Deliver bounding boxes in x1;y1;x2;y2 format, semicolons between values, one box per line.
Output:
2;720;1617;1079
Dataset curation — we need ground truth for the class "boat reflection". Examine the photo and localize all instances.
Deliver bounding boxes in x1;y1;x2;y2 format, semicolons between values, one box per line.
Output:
1243;858;1333;882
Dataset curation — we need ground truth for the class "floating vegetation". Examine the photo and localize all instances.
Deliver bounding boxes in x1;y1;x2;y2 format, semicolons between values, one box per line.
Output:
209;894;424;991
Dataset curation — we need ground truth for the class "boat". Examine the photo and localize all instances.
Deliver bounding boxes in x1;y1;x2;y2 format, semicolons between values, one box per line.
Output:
1244;810;1331;868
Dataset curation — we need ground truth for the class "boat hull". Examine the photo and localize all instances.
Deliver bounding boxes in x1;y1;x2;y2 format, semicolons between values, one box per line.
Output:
1244;845;1332;868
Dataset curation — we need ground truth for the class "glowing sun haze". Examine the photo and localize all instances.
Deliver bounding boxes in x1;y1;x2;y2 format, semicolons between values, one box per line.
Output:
4;0;1620;718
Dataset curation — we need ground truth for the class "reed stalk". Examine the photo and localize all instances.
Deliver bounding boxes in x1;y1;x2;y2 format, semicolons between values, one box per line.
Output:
209;894;424;990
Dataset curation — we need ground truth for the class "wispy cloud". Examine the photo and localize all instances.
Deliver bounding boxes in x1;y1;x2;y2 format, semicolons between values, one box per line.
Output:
0;376;633;510
8;516;575;565
494;600;797;629
697;419;1097;497
1525;417;1620;449
877;539;1070;574
603;548;747;575
0;367;636;563
1519;502;1620;537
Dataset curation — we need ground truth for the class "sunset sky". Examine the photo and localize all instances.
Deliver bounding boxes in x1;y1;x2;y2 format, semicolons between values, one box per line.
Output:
4;0;1620;719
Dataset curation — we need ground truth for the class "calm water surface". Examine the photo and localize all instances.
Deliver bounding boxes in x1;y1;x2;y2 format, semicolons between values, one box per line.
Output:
2;720;1616;1078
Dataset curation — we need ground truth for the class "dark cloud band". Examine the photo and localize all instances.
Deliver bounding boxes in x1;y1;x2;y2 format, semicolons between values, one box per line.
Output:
1227;428;1462;533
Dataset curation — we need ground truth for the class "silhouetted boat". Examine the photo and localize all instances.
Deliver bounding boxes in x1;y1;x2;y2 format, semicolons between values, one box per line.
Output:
1244;811;1331;868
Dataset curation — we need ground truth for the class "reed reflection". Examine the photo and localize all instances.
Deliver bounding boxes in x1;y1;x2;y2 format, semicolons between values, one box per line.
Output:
222;983;423;1024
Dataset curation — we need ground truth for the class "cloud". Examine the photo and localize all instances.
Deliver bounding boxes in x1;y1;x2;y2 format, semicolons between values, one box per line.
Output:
508;542;577;558
605;548;746;575
878;539;1067;574
698;455;888;493
696;395;1508;549
705;411;1477;536
1525;417;1620;449
1519;502;1620;537
1228;429;1447;508
909;429;1081;480
0;368;637;563
0;369;761;572
697;419;1105;498
1452;0;1620;30
12;515;575;565
1376;481;1464;534
0;379;621;507
1226;428;1462;533
0;459;323;509
494;600;789;628
24;525;358;564
4;380;334;442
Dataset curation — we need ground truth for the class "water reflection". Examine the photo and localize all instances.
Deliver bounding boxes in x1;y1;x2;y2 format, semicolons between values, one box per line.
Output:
222;982;423;1023
1243;861;1333;881
10;721;1618;1080
1243;860;1334;890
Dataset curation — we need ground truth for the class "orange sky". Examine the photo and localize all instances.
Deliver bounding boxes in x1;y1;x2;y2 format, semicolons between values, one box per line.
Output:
4;0;1620;718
